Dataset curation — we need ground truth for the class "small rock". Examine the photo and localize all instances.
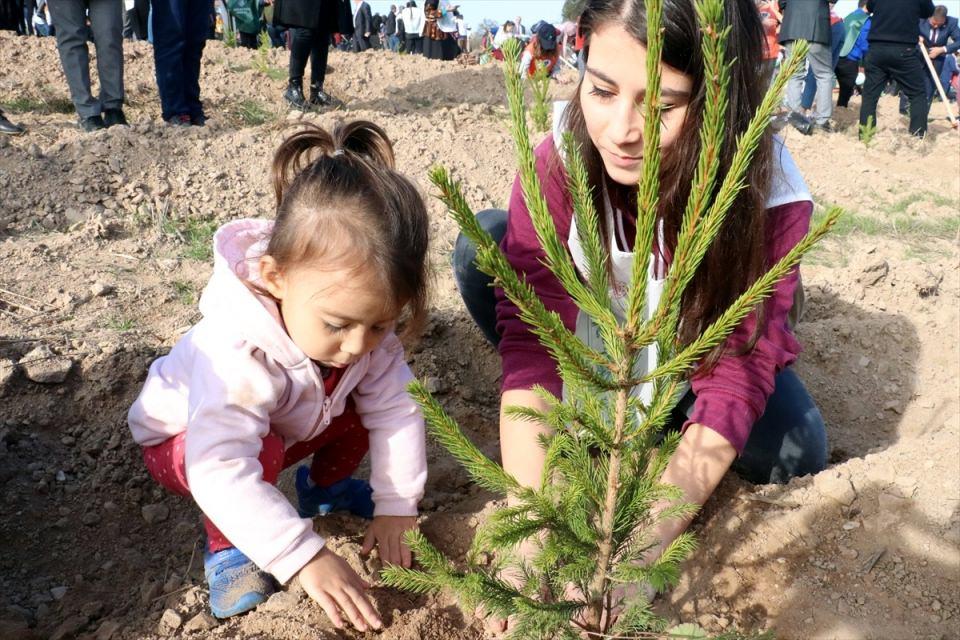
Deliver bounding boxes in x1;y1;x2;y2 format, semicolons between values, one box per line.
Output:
27;143;43;159
159;609;182;633
50;586;68;600
932;600;942;611
858;355;871;368
19;345;73;384
859;259;889;286
261;590;299;613
814;470;857;506
183;612;217;633
81;600;104;618
878;491;911;513
82;511;100;526
139;579;161;604
49;614;88;640
89;282;115;297
842;520;860;531
0;358;15;389
141;503;170;524
156;258;179;271
56;470;67;482
424;376;446;394
94;619;121;640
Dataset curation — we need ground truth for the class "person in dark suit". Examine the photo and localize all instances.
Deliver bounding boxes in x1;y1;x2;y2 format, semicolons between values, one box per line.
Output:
779;0;835;131
899;5;960;111
49;0;127;131
274;0;345;108
352;0;372;51
859;0;935;137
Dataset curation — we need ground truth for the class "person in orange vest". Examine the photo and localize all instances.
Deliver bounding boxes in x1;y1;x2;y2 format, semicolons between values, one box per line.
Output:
519;21;560;78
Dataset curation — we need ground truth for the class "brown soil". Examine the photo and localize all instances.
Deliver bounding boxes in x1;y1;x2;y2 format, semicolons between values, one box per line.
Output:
1;33;958;640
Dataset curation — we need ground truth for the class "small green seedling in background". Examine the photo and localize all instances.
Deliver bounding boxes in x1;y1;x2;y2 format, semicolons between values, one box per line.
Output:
859;115;877;147
529;64;552;132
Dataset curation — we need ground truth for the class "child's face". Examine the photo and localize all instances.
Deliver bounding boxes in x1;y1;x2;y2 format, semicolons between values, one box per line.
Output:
579;23;693;187
260;259;398;368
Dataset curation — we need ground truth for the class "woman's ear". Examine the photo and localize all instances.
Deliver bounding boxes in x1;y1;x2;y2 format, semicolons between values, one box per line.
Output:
259;255;287;301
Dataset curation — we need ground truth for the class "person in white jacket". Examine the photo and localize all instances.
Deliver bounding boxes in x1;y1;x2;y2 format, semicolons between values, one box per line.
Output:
400;0;425;54
128;120;430;631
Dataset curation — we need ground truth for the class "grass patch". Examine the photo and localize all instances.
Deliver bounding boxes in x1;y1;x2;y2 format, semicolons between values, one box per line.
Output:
1;95;74;114
172;280;196;306
179;218;218;261
133;199;218;261
812;205;959;239
263;67;287;81
233;99;273;126
107;316;136;332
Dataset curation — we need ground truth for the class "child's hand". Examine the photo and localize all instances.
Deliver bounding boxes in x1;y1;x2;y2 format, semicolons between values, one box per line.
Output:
360;515;418;567
299;548;382;632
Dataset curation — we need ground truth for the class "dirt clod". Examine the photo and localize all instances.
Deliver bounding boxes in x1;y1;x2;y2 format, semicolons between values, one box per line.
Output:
19;345;72;384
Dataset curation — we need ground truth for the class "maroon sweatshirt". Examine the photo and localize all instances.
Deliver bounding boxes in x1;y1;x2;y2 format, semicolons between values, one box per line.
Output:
495;136;811;454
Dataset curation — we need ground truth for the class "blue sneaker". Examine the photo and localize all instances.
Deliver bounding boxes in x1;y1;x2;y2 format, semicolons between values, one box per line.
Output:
295;465;375;519
204;546;275;618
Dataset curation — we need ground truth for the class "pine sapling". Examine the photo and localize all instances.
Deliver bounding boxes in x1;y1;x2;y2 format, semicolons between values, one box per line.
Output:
255;30;270;70
529;64;553;132
383;2;841;637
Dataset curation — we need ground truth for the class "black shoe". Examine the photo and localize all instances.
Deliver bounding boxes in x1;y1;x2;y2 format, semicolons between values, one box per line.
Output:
166;114;192;127
308;86;342;108
190;112;207;126
79;115;106;132
284;79;307;109
787;111;814;136
103;108;128;127
815;121;834;133
0;111;25;135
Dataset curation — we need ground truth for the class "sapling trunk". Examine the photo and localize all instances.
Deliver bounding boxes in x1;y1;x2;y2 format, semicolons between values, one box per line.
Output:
382;0;841;637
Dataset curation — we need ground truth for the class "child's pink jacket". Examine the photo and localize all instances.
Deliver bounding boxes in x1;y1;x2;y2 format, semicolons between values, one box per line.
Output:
128;219;427;583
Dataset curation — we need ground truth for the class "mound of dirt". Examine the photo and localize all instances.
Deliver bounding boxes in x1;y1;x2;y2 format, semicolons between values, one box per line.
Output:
0;32;957;640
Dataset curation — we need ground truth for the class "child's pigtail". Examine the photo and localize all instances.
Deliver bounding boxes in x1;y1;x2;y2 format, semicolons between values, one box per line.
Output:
332;120;396;170
271;125;336;206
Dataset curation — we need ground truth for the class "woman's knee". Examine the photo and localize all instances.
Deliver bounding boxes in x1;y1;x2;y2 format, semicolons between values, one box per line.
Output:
452;208;507;285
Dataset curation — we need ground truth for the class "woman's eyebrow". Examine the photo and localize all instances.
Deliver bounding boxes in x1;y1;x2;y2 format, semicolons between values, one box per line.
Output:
585;65;691;99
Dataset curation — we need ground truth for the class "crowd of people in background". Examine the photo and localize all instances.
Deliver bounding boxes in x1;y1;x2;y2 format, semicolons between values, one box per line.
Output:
764;0;958;138
0;0;957;138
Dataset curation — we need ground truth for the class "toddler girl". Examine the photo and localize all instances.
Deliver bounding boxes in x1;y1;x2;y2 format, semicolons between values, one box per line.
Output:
128;120;430;632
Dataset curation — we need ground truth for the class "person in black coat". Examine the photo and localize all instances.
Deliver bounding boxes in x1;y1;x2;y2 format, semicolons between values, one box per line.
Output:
273;0;345;108
351;0;372;51
859;0;935;137
384;5;399;51
779;0;835;131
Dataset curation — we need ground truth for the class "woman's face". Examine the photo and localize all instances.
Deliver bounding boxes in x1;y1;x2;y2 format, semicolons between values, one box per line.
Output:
579;23;694;186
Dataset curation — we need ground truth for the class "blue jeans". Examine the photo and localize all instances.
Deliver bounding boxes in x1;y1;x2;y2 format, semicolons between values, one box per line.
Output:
452;209;828;485
151;0;211;120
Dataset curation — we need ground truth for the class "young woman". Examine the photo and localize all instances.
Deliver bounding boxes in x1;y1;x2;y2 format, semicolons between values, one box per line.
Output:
452;0;827;629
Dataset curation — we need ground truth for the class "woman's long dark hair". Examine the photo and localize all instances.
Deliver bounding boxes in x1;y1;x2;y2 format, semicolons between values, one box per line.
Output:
565;0;771;368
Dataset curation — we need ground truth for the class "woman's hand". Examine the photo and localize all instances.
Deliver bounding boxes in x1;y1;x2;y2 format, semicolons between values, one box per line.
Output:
361;515;418;567
299;547;382;632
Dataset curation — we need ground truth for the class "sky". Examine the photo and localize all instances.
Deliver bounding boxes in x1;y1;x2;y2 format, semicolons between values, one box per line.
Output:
365;0;960;29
